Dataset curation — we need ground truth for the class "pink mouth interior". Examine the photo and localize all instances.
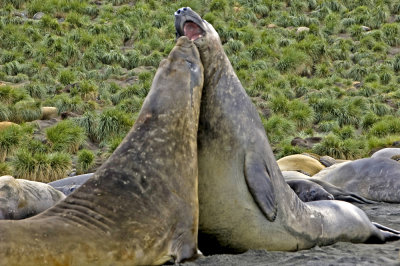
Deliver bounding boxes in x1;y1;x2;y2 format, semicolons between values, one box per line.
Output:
184;22;203;41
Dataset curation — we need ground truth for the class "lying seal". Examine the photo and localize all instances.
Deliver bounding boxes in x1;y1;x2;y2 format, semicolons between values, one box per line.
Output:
48;173;94;195
175;7;400;253
371;148;400;160
286;179;334;202
0;36;203;265
282;171;374;204
277;154;325;176
0;175;65;220
314;157;400;202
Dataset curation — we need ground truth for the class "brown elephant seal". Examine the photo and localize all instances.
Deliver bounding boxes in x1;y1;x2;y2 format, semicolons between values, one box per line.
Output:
0;175;66;220
175;7;400;254
0;36;203;265
277;154;325;176
314;157;400;203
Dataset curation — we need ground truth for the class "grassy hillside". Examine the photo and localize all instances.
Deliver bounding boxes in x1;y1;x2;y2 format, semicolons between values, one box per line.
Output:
0;0;400;181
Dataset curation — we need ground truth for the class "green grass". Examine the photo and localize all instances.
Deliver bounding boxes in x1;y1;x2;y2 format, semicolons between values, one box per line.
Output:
0;124;24;161
46;119;86;153
1;0;400;168
77;149;95;174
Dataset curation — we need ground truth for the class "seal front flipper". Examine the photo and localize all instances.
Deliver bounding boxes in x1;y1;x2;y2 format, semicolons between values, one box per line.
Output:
244;153;277;221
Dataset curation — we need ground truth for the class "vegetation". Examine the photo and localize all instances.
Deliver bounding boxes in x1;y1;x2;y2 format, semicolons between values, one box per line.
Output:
0;0;400;182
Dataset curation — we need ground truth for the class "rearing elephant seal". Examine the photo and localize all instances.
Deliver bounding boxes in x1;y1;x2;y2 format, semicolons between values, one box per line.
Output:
175;7;400;254
0;36;203;265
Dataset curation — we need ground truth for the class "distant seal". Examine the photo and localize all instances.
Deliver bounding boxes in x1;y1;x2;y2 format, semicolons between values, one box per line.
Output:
286;179;334;202
314;157;400;202
371;148;400;160
48;173;94;195
175;7;400;253
277;154;325;176
282;171;374;204
0;175;65;219
0;36;204;265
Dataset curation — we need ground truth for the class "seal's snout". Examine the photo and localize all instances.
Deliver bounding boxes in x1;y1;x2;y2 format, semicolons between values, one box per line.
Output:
175;7;191;16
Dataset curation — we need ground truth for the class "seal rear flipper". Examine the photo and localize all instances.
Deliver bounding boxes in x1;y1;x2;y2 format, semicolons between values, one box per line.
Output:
244;153;277;222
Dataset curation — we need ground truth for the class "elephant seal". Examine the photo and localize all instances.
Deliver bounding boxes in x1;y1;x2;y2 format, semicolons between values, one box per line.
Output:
286;179;334;202
371;148;400;160
277;154;325;176
0;36;203;265
0;175;65;220
175;7;400;254
314;157;400;202
282;171;374;204
48;173;94;195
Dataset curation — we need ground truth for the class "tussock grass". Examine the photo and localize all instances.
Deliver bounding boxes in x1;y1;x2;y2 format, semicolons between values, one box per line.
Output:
46;119;86;153
77;149;95;174
0;124;23;161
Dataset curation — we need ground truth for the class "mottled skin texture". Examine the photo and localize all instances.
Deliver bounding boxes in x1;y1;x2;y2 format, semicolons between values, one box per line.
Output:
0;36;203;265
0;175;65;220
175;7;400;254
277;154;325;176
314;158;400;203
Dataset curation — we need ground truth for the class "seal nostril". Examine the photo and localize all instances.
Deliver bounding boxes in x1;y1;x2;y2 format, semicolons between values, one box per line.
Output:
183;7;187;11
177;9;181;14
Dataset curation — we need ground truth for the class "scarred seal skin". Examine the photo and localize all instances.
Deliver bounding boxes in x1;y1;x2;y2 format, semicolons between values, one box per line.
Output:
175;7;400;254
0;36;203;266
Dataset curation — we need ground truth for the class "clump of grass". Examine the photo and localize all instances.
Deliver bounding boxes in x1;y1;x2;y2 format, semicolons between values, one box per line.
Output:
73;111;99;142
263;115;296;144
11;149;71;182
76;149;95;174
46;120;86;153
9;100;42;123
0;106;10;121
0;124;23;161
0;86;29;105
369;116;400;137
97;109;133;142
59;69;76;85
0;162;12;176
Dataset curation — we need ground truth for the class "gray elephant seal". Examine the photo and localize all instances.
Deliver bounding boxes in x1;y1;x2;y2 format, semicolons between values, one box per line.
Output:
371;148;400;160
286;179;334;202
0;175;65;219
48;173;94;195
282;171;374;204
175;7;400;254
314;157;400;202
0;36;203;265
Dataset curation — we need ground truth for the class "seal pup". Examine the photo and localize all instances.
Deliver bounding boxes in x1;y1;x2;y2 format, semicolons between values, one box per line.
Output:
283;171;374;204
286;179;334;202
314;157;400;202
0;175;65;220
0;36;204;265
175;7;400;254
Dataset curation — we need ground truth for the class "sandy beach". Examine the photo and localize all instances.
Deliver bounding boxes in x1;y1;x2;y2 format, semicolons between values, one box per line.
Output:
176;202;400;266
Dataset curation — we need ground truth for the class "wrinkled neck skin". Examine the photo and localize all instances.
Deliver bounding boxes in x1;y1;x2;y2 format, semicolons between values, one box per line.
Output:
0;37;203;265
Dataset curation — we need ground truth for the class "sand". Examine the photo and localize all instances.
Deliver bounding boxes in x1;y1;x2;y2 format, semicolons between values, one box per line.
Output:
176;202;400;266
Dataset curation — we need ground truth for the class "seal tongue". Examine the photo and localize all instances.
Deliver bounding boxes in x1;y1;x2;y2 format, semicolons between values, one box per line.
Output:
184;22;202;41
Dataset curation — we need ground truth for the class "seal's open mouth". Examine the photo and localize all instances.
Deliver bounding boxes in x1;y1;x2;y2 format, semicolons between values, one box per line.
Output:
184;21;203;41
